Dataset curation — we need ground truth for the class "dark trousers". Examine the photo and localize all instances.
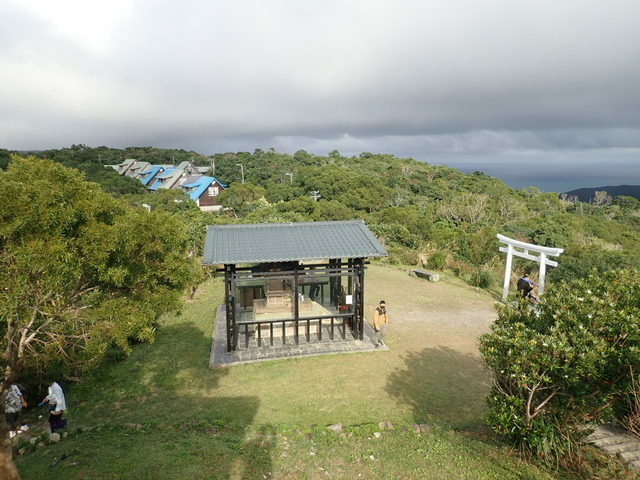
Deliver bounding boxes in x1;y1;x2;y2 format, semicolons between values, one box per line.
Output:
49;411;67;432
5;412;19;430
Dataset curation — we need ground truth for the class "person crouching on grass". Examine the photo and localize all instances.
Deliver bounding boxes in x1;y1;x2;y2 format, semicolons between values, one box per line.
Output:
373;300;388;348
41;380;67;433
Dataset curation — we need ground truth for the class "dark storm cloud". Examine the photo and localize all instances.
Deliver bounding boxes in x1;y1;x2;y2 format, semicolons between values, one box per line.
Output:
1;0;639;191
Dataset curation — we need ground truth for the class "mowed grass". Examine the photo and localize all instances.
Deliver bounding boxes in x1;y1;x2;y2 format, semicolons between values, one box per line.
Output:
15;265;596;479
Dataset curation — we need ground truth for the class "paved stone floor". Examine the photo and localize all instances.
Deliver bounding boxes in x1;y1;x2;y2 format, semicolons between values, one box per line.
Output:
210;305;385;366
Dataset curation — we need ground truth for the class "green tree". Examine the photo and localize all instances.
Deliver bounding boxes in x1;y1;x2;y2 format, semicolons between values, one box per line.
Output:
549;245;640;284
0;157;191;479
126;188;198;213
480;269;640;459
311;200;356;221
530;219;573;248
217;183;266;215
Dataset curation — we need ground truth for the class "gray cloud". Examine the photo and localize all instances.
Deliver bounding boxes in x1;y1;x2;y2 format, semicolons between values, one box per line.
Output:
1;0;639;191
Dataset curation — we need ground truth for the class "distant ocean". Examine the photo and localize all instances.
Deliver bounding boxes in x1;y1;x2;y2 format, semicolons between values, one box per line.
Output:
414;153;639;194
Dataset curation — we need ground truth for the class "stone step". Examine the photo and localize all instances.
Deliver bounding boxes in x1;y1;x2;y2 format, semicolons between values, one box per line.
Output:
617;448;640;463
586;424;624;439
584;423;640;472
601;440;640;454
588;433;636;447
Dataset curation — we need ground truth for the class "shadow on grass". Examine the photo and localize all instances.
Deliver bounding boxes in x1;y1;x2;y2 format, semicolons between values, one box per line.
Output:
385;346;491;426
18;322;276;480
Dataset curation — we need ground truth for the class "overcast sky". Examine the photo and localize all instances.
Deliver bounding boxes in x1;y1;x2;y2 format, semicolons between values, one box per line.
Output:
1;0;639;192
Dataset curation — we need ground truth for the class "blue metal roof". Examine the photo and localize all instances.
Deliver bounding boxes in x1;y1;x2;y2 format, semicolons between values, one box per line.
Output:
181;176;226;201
148;168;175;191
139;165;165;186
202;220;387;265
156;168;176;180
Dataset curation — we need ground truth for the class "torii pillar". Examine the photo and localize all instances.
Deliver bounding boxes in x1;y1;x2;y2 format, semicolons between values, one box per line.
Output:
497;234;564;300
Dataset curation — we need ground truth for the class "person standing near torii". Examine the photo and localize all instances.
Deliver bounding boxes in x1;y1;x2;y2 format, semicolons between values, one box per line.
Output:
497;234;564;300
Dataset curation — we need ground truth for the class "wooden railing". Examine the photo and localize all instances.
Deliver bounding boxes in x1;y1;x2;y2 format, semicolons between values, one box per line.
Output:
235;314;353;349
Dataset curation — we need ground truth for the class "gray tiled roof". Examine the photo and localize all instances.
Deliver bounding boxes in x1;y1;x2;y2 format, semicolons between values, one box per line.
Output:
202;220;387;265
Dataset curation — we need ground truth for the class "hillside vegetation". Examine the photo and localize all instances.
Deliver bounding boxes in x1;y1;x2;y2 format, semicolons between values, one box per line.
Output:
8;145;639;292
4;148;640;478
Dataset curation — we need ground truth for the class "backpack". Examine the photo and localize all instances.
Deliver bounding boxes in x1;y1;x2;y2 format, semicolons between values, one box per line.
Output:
517;278;531;293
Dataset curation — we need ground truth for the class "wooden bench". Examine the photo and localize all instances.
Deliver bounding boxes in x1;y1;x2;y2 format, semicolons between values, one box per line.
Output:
410;269;439;282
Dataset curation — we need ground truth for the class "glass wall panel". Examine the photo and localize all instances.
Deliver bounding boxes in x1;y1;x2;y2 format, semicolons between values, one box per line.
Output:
233;265;356;325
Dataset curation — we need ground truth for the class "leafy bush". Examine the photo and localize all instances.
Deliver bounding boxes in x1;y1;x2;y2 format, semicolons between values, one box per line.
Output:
427;251;447;270
386;246;420;266
480;269;640;459
549;245;640;284
470;268;494;289
530;219;573;248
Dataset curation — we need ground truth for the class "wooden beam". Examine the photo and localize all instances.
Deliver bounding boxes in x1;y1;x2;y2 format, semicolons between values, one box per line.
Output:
497;234;564;256
499;247;559;267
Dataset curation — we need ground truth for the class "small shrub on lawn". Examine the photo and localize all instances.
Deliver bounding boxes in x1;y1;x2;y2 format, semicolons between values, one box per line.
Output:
427;251;447;270
470;268;494;289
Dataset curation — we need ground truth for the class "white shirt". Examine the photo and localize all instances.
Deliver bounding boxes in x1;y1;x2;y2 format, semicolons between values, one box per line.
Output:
4;385;23;413
46;382;67;412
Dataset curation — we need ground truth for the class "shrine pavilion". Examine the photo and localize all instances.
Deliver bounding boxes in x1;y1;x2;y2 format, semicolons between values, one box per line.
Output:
203;220;387;361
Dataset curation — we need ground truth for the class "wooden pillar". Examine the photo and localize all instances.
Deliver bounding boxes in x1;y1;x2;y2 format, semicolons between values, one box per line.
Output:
329;259;338;305
501;244;513;300
355;258;365;340
538;253;547;296
224;264;237;352
293;265;299;321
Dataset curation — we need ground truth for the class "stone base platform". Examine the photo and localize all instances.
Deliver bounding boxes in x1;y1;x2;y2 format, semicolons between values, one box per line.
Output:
209;305;386;367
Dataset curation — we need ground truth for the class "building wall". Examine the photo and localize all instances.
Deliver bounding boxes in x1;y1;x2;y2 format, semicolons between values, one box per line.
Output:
198;182;223;207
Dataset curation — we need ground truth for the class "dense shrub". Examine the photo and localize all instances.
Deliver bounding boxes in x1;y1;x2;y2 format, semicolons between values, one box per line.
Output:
386;245;420;266
549;245;640;284
470;268;495;289
480;269;640;458
530;219;573;248
427;251;447;270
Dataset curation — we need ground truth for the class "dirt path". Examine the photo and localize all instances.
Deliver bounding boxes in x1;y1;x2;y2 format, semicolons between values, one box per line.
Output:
365;264;497;355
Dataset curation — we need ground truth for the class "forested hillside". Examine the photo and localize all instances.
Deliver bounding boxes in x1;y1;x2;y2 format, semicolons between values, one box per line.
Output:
6;146;640;290
0;145;208;195
209;149;640;287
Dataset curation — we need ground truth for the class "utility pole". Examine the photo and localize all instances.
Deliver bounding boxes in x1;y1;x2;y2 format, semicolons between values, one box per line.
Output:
236;163;245;183
210;156;216;175
310;190;321;201
284;172;293;184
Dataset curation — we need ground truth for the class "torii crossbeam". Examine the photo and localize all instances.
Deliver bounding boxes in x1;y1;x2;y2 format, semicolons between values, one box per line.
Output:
497;234;564;300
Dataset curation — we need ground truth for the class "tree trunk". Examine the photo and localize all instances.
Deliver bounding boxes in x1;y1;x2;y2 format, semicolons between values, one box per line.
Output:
0;417;20;480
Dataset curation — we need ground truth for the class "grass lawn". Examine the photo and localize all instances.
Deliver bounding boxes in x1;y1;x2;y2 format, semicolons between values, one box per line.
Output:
14;265;634;479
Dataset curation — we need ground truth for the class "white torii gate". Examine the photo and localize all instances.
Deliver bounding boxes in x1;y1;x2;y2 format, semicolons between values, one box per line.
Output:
497;234;564;300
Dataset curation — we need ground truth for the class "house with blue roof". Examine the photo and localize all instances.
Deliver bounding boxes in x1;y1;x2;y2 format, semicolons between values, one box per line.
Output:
148;167;176;191
180;176;226;211
138;165;167;187
153;161;201;190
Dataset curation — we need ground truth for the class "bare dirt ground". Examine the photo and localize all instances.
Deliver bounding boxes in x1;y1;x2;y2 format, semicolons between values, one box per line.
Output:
365;264;498;355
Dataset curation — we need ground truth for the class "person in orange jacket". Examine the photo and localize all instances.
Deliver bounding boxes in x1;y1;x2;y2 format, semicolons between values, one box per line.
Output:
373;300;388;347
